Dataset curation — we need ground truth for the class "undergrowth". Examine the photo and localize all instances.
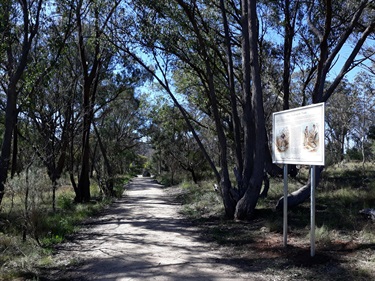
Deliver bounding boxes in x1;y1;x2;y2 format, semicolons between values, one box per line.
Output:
172;163;375;280
174;163;375;250
177;181;223;220
0;172;131;280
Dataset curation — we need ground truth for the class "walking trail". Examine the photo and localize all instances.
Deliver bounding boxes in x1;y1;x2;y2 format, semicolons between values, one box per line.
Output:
50;177;269;281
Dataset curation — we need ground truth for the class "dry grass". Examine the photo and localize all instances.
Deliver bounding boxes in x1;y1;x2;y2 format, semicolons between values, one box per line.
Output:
174;163;375;280
0;171;130;280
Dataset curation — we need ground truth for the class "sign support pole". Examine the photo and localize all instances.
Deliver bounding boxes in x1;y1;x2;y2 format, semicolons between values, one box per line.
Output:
272;103;325;256
283;164;288;247
310;165;316;257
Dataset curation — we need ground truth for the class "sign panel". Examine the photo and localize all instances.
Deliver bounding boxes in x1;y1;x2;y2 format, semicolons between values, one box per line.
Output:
272;103;325;165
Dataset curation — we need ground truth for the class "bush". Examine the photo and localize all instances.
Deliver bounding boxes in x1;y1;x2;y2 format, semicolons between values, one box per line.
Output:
345;147;363;161
175;181;223;219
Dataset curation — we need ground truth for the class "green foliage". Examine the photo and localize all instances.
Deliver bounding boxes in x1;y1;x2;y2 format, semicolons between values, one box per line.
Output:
369;126;375;140
112;176;131;198
173;181;223;219
0;169;132;279
346;148;363;161
146;100;213;184
313;224;333;247
57;193;75;210
129;155;148;176
158;175;173;187
39;199;106;247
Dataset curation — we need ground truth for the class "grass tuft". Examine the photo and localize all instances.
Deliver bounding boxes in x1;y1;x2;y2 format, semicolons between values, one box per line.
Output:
314;224;332;247
175;181;223;219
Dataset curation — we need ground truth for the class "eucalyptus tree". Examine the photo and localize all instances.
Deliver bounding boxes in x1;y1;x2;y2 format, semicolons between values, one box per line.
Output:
71;0;122;202
113;0;287;218
258;0;305;110
10;0;78;211
108;0;222;183
19;73;76;211
114;0;231;215
117;0;267;219
0;0;44;205
23;56;78;212
276;0;375;209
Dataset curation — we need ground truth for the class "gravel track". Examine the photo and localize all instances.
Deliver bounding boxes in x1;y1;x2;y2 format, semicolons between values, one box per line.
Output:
49;177;270;281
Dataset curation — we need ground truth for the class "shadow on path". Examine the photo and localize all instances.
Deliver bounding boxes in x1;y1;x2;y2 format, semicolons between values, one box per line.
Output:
44;177;267;281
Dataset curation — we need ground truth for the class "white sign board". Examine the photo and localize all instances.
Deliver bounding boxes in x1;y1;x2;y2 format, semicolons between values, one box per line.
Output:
272;103;325;165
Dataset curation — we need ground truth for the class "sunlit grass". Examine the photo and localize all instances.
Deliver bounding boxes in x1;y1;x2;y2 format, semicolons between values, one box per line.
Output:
175;162;375;244
313;224;333;247
175;180;223;219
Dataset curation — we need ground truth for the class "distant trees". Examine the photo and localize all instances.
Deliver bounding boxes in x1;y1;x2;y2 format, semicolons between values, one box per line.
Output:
0;0;146;208
73;0;123;202
325;69;375;165
146;100;211;184
92;89;143;195
325;81;356;164
350;71;375;164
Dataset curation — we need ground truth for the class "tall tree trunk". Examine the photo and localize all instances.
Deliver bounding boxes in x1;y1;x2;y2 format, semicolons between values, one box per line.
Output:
190;168;198;184
69;116;79;200
11;122;18;179
93;123;114;196
52;179;58;212
240;0;254;197
282;0;299;110
23;162;32;242
75;0;102;203
77;107;91;202
220;0;243;178
76;76;93;202
0;86;18;204
235;0;266;220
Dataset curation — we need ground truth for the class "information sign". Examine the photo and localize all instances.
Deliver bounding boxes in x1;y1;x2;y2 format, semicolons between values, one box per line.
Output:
272;103;325;165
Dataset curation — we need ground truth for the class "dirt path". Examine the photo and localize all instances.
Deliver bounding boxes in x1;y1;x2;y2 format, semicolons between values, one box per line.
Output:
48;177;271;281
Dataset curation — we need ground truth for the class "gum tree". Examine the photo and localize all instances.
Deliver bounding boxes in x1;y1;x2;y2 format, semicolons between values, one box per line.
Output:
73;0;121;202
0;0;44;205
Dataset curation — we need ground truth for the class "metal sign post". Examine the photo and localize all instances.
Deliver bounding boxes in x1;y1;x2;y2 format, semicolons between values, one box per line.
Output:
283;164;288;247
272;103;325;256
310;165;316;257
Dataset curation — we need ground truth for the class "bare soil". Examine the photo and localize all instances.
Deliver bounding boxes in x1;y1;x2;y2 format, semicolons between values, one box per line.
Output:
42;177;375;281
